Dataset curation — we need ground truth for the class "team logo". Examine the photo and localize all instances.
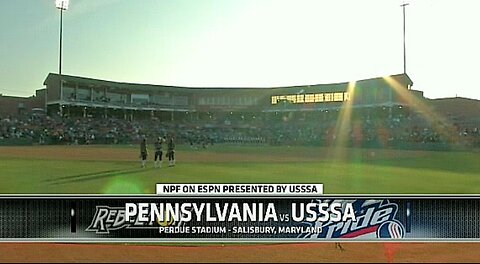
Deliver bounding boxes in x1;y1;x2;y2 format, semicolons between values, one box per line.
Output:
86;206;179;234
377;220;404;239
86;206;128;234
298;199;405;239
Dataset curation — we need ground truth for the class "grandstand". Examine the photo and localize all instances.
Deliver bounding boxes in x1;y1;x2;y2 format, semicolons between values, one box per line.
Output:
1;73;479;149
42;73;414;121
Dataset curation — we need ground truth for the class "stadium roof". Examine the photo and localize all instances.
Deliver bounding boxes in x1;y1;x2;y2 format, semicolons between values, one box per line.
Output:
428;97;480;120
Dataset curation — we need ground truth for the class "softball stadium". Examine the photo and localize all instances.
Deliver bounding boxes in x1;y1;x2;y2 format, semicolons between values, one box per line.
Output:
1;72;480;262
0;73;479;194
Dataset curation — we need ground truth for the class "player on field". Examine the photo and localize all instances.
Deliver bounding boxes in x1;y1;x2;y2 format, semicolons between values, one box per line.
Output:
140;138;148;168
154;137;165;168
167;137;175;167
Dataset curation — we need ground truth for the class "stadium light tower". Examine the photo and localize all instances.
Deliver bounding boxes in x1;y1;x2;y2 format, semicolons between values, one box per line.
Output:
401;2;409;74
55;0;69;115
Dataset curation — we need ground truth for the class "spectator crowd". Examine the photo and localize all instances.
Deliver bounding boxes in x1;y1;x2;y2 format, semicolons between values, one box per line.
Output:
1;109;479;150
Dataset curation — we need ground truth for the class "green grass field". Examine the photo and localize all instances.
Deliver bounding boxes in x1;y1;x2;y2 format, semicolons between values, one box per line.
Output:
0;144;479;194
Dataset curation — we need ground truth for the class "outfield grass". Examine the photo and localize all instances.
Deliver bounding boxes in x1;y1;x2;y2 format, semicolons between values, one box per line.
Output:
0;144;478;194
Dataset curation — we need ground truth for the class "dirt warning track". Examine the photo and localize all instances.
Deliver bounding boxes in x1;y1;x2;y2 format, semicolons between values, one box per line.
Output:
0;145;428;163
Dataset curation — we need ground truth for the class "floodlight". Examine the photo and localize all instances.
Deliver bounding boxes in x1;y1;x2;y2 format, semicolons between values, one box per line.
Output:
55;0;69;10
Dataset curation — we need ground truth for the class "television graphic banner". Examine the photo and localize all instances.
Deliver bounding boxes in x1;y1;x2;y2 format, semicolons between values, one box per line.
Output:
0;196;480;242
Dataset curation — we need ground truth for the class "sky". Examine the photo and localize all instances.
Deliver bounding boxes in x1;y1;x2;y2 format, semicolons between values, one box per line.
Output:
0;0;479;100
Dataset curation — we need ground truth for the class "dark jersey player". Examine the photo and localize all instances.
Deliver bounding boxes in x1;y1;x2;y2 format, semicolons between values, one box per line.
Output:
140;138;148;168
154;137;165;168
167;137;175;167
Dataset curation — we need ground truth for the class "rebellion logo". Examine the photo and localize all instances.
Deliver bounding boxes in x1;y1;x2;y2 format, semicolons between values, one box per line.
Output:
85;206;176;234
298;199;406;239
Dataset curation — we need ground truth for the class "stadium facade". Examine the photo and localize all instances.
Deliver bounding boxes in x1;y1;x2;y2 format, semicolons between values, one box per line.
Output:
42;73;420;121
0;91;45;117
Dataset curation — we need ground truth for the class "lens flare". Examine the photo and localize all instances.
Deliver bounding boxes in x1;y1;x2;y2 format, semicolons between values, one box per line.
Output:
330;81;357;160
382;75;458;144
102;178;145;194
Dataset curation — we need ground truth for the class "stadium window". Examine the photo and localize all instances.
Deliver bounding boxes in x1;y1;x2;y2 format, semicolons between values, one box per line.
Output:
324;93;333;102
334;92;343;102
92;89;104;102
108;92;125;103
271;96;278;105
305;94;315;103
271;91;346;105
286;95;296;103
314;93;324;103
63;86;75;100
176;96;188;106
77;88;90;101
296;94;305;103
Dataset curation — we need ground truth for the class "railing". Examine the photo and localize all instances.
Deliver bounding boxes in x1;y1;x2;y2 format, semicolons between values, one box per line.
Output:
60;98;193;111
